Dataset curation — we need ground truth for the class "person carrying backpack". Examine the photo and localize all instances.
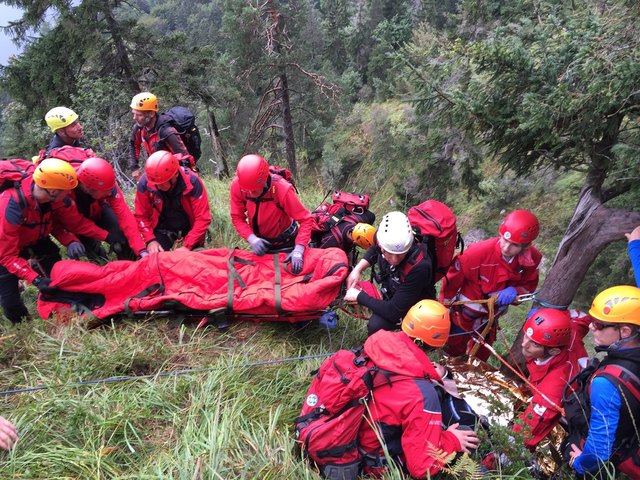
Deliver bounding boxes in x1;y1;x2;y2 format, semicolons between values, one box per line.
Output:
344;211;436;336
297;300;479;479
128;92;195;181
52;157;148;261
134;150;211;253
229;154;313;274
565;285;640;478
0;159;114;324
440;209;542;361
360;301;480;478
43;107;85;156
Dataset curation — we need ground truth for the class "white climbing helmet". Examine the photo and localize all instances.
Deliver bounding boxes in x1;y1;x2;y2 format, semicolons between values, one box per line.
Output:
377;211;414;254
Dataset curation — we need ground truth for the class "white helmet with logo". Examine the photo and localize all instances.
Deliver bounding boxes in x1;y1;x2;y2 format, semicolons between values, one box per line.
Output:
377;211;414;254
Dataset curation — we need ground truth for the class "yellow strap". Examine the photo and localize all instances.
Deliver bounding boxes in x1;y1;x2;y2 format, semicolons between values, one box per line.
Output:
467;295;498;358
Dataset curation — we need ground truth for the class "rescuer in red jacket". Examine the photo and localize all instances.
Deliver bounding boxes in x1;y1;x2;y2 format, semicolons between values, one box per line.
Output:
52;157;148;261
515;308;590;451
0;159;113;324
134;150;211;253
229;154;313;274
358;300;479;478
128;92;194;181
441;209;542;360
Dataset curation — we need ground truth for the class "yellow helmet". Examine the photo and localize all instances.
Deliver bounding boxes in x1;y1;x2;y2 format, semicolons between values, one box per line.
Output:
401;300;450;347
589;285;640;326
352;223;376;250
130;92;159;111
45;107;79;132
33;158;78;190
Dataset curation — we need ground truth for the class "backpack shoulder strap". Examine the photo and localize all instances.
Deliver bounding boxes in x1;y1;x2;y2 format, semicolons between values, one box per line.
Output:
563;360;599;402
596;364;640;402
16;182;27;212
155;114;177;140
399;243;427;276
370;368;423;390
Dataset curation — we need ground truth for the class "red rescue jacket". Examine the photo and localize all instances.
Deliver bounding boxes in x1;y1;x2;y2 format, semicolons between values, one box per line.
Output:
441;237;541;322
53;186;146;255
134;167;211;250
0;177;108;282
358;331;462;478
229;174;313;247
515;310;590;450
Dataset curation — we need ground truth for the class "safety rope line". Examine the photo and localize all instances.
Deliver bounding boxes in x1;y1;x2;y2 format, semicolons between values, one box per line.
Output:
337;304;369;320
0;352;333;397
471;339;564;415
448;295;531;378
496;325;529;380
8;293;546;399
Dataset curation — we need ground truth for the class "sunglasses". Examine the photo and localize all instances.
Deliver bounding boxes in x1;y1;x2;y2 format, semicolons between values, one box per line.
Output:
591;320;619;331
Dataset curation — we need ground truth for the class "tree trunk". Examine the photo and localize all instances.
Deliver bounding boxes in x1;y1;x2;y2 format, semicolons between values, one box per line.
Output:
101;4;139;92
507;193;640;368
506;114;631;370
279;71;297;178
207;108;229;178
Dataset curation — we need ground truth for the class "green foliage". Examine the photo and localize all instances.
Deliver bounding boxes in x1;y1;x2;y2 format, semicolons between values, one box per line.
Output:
321;99;463;207
406;1;640;185
0;101;49;157
368;15;412;100
1;21;88;110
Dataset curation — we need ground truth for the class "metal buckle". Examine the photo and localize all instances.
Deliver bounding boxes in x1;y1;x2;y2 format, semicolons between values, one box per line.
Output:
516;293;536;302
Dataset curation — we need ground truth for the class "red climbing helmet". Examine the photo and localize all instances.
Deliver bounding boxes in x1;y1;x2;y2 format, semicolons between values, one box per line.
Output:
236;154;269;191
77;157;116;191
145;150;179;185
523;308;571;347
499;209;539;244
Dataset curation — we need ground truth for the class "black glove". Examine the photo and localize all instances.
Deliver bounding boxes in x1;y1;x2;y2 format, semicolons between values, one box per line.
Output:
89;243;109;261
67;241;86;260
106;231;127;245
32;276;55;293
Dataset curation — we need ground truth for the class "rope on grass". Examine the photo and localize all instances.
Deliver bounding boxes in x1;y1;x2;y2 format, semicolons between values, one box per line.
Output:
0;352;333;397
2;294;546;398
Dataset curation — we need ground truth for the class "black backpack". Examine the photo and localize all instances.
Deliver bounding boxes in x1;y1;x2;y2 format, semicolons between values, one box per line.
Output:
562;358;640;466
158;106;202;162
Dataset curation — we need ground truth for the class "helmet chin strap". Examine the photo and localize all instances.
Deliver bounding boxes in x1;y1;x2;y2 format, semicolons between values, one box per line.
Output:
596;331;640;353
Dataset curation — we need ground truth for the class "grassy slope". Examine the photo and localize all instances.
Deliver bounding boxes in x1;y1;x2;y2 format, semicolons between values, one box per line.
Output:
0;177;367;479
0;170;624;479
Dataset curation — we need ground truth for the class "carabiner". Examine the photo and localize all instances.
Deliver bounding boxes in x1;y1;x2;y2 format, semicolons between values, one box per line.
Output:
516;293;536;302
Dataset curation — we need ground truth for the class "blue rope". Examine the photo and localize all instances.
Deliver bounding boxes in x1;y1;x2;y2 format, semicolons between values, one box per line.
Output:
532;298;571;309
0;352;333;397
